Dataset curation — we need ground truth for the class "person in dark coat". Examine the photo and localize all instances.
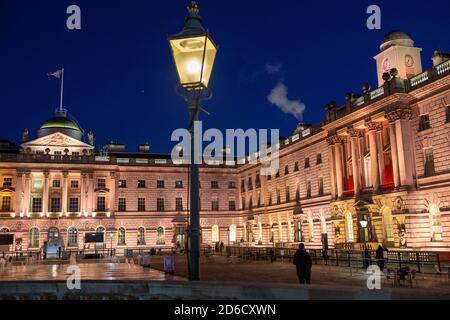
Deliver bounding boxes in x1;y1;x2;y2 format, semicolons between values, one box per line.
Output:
375;245;385;271
293;243;312;284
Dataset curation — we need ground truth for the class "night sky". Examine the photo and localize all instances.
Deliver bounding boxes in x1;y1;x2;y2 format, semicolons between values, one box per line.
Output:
1;0;449;153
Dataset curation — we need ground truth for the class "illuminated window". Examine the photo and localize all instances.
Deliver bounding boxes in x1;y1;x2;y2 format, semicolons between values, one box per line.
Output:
156;227;165;245
137;227;145;245
117;227;126;245
29;228;39;248
211;225;219;242
382;207;394;242
118;180;127;188
68;227;77;246
229;224;237;242
345;211;354;242
33;180;43;189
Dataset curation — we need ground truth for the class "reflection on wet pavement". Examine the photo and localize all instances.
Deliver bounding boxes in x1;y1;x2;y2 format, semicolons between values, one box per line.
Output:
0;262;185;282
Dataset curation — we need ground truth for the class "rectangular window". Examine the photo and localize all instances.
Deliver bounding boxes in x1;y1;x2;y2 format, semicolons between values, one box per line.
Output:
277;190;281;204
419;114;431;131
138;180;146;188
211;181;219;189
32;198;42;212
255;175;261;188
1;196;11;211
50;198;61;212
424;149;435;177
70;180;79;189
284;165;289;175
275;170;280;178
242;199;246;210
306;181;312;199
175;180;183;188
228;200;236;211
285;187;290;202
69;198;79;212
247;178;253;190
118;180;127;188
211;199;219;211
241;180;245;192
157;180;165;188
72;152;80;158
138;198;146;212
318;178;324;196
118;198;126;211
97;197;106;211
97;179;106;188
2;177;12;188
157;198;165;212
176;197;183;211
228;181;236;189
294;162;299;172
316;153;322;165
52;180;61;188
305;158;310;168
54;151;62;160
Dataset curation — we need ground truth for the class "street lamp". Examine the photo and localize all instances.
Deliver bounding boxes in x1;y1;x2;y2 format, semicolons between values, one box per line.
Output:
169;1;217;281
359;217;368;243
109;232;113;257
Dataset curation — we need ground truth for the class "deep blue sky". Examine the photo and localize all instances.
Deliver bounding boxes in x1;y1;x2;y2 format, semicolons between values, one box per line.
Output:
1;0;449;153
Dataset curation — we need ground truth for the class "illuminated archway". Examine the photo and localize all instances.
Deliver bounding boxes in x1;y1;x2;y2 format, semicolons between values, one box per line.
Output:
229;224;236;243
211;224;219;243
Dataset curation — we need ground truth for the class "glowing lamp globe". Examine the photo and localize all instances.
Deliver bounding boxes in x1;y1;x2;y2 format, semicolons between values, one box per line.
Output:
169;1;217;90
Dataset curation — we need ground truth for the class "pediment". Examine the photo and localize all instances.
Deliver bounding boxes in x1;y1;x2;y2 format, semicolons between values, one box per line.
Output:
21;132;93;150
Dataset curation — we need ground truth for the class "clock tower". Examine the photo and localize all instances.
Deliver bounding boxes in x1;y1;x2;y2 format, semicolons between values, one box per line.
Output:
374;31;423;87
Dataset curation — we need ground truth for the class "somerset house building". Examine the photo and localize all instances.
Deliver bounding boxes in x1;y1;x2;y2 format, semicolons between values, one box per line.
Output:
0;31;449;257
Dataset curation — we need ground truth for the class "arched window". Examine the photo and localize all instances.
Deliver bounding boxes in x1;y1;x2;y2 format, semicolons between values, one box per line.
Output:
96;226;105;233
382;207;394;243
137;227;145;245
117;227;126;245
308;217;314;242
68;227;77;247
429;204;442;241
29;228;39;248
211;224;219;242
156;227;165;245
344;211;354;242
229;224;236;243
0;227;9;233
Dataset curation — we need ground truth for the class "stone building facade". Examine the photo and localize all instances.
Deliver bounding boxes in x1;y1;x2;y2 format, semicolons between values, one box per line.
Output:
0;31;449;255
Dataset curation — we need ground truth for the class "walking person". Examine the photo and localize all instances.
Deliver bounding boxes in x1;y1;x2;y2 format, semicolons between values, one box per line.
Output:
293;243;312;284
375;245;385;271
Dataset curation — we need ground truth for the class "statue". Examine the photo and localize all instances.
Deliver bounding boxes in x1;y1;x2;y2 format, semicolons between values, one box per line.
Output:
87;131;94;146
398;223;407;248
22;128;29;142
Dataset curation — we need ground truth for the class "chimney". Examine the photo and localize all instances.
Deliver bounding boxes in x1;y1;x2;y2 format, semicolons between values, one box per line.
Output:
138;143;150;153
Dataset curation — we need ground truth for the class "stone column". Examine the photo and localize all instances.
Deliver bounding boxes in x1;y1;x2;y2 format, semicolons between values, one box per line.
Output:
42;171;49;215
387;118;400;188
15;171;23;216
80;172;86;215
394;109;414;187
366;121;380;192
376;126;385;185
62;171;68;215
87;172;94;215
358;132;366;188
334;137;344;198
349;129;361;195
326;138;337;199
110;172;117;214
23;172;31;216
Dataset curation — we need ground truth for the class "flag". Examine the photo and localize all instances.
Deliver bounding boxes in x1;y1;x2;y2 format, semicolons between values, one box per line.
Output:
47;69;63;79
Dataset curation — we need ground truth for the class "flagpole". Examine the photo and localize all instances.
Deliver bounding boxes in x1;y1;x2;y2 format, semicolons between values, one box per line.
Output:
59;68;64;113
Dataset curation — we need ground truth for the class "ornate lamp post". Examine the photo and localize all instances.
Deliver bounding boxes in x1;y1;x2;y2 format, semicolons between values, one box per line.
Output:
169;1;218;281
359;216;368;243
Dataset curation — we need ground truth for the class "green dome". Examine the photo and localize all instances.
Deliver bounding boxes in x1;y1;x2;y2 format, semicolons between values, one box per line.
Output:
40;116;81;131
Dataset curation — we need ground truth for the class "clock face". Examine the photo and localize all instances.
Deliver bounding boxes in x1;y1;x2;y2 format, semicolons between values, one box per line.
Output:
383;58;391;71
405;54;414;67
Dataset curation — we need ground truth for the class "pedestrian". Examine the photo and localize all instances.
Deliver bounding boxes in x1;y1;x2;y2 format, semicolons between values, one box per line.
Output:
363;247;371;268
269;248;275;263
219;241;224;253
293;243;312;284
382;245;389;266
375;245;385;271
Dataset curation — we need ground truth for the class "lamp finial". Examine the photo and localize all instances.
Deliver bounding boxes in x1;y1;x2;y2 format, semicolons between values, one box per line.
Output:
188;1;200;15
